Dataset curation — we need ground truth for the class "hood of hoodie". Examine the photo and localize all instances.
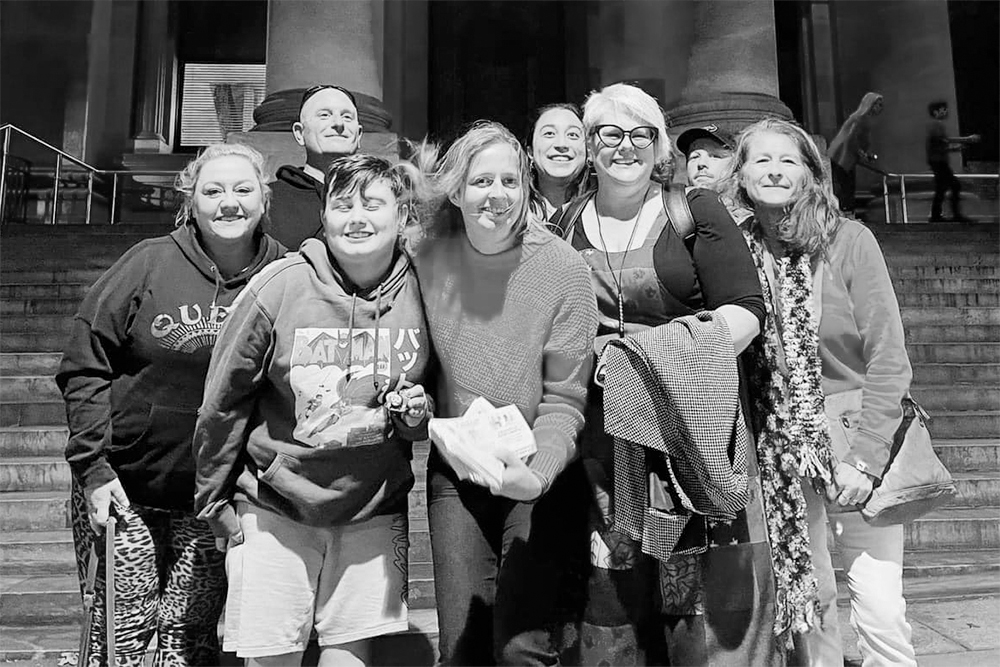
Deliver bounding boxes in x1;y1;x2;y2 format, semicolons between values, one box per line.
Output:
170;223;286;293
298;237;410;304
276;165;325;194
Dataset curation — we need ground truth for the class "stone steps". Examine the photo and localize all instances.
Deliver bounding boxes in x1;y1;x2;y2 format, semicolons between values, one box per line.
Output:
0;283;89;300
928;411;1000;439
0;353;63;376
1;298;81;316
911;385;1000;412
0;268;106;285
907;343;1000;364
913;363;1000;385
900;307;1000;326
890;265;998;279
905;324;999;343
898;292;1000;307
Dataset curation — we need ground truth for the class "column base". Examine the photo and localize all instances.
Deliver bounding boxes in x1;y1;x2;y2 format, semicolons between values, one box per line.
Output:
667;93;793;139
251;88;393;133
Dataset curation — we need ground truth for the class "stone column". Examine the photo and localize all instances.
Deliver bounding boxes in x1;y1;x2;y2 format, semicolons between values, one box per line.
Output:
667;0;792;138
231;0;396;178
131;0;178;153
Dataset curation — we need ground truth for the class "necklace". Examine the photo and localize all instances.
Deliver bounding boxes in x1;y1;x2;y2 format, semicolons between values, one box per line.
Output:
595;188;647;338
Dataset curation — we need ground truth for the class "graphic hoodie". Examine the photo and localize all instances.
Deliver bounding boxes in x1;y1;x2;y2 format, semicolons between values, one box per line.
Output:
193;238;431;537
56;224;286;511
268;165;325;250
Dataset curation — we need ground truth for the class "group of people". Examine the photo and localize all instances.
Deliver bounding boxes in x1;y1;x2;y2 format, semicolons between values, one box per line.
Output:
58;80;919;667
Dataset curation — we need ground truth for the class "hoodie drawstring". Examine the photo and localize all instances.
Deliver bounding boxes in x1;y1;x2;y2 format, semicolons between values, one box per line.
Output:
209;265;223;309
347;293;357;385
373;284;383;392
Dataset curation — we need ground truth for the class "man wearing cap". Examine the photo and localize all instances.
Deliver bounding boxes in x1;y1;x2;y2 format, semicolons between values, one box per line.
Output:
677;124;735;191
269;85;363;250
677;124;752;225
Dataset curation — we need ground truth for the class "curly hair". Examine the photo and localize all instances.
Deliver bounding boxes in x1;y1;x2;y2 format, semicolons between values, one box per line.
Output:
174;143;271;227
406;120;548;244
582;82;674;184
723;118;841;256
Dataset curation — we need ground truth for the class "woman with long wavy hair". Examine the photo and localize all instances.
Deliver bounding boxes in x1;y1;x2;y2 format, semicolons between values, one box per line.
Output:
726;117;916;666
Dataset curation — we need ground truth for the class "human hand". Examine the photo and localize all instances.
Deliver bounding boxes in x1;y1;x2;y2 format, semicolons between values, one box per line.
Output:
829;461;874;506
492;448;543;502
85;478;131;533
399;385;431;427
969;133;982;143
212;503;244;553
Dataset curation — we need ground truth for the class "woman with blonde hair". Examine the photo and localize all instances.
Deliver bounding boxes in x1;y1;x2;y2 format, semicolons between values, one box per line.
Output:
726;117;916;666
411;120;598;665
58;143;285;665
557;82;775;665
828;91;883;213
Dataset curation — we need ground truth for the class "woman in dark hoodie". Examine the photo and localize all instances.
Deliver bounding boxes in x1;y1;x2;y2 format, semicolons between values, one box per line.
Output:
193;154;432;667
57;143;285;666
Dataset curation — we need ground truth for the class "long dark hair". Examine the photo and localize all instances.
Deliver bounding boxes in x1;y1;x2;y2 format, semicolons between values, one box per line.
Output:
524;102;593;205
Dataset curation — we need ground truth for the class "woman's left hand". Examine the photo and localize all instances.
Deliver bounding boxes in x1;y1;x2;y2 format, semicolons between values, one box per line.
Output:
392;385;431;427
831;461;875;506
492;448;543;502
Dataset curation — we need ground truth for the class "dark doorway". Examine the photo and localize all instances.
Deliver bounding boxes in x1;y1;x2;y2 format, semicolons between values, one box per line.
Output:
948;0;999;165
427;0;570;143
773;0;805;125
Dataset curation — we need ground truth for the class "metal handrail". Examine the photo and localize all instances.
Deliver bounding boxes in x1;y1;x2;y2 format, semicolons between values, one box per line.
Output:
858;163;998;224
1;124;180;225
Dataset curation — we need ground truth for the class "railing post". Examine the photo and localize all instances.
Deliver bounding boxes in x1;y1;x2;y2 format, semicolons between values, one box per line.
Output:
900;175;909;224
0;127;9;224
86;171;95;225
110;173;119;225
882;175;891;224
50;154;62;225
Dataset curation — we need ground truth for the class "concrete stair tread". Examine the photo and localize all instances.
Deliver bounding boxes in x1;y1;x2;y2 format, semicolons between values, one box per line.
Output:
0;353;63;376
916;506;1000;521
935;438;1000;446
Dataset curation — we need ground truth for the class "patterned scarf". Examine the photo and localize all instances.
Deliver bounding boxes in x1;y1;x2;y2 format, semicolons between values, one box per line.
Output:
742;221;836;642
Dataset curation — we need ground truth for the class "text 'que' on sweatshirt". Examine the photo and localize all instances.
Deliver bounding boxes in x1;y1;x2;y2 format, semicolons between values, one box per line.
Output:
56;224;285;511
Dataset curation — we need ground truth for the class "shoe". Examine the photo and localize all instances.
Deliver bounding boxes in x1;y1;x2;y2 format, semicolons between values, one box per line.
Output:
954;215;975;224
928;216;946;223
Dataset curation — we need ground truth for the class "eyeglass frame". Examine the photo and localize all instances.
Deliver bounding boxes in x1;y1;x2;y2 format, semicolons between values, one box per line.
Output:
591;124;658;150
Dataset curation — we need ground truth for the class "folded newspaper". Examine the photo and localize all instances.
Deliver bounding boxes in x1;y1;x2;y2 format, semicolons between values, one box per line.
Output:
428;397;537;493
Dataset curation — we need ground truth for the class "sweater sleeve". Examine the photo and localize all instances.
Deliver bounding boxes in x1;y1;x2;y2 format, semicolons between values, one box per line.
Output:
192;285;275;538
528;253;598;492
56;247;147;490
687;190;766;327
840;226;912;478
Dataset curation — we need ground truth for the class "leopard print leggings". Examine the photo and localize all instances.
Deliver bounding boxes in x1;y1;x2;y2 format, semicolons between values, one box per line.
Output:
71;480;227;666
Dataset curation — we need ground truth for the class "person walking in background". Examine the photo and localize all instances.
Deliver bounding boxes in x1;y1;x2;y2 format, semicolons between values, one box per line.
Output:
57;144;285;666
193;154;432;667
269;84;363;249
926;99;980;223
524;103;590;224
411;120;597;665
828;92;883;214
727;118;918;666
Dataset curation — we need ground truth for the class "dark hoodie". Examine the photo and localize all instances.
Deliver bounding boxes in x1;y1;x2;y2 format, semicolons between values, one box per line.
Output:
193;238;431;538
57;224;285;511
268;165;325;251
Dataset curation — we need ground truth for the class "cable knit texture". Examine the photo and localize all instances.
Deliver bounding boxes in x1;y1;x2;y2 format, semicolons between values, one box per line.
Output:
413;227;598;492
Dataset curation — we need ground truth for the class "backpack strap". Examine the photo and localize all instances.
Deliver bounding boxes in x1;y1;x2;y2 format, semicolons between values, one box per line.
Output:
547;193;593;241
661;184;696;241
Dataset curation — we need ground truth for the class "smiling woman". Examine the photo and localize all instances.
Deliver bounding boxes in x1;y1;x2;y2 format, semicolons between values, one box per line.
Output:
525;103;589;220
57;142;285;665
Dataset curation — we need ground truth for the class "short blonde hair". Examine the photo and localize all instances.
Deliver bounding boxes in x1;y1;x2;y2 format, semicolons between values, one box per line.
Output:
582;82;673;184
174;143;271;227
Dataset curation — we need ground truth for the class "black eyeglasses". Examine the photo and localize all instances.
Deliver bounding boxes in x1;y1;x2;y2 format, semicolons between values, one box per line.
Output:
592;124;658;150
300;84;358;113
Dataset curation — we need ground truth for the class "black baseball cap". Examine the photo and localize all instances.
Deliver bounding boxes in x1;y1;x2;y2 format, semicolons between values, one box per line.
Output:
299;84;358;115
676;124;734;156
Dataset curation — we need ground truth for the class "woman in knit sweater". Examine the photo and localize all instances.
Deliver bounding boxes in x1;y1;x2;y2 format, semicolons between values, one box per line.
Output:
411;121;598;665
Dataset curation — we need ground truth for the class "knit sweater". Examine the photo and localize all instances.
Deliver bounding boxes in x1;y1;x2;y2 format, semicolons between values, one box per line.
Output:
818;218;912;478
413;226;598;491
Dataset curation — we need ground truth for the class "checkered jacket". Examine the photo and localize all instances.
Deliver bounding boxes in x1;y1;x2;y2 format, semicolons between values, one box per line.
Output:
604;311;751;562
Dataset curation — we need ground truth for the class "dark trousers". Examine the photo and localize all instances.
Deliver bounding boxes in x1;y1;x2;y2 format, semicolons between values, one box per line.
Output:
427;455;589;666
831;162;856;213
930;161;962;219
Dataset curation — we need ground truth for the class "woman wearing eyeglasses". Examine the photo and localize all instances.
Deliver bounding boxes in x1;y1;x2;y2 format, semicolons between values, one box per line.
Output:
557;83;778;665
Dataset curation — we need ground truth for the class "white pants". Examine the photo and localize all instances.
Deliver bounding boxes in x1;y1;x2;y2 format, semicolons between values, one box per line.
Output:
802;483;917;666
